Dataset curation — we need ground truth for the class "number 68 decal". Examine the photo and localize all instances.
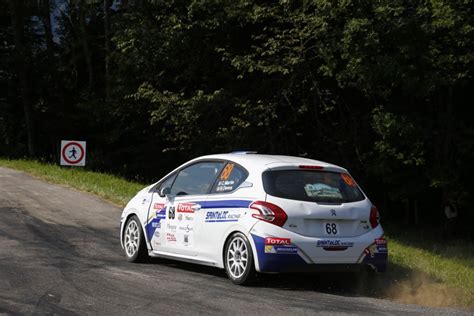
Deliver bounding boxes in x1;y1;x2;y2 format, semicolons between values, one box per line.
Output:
168;206;176;220
324;222;338;235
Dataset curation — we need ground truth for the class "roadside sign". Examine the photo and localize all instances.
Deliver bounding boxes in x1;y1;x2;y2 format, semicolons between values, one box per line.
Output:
60;140;86;166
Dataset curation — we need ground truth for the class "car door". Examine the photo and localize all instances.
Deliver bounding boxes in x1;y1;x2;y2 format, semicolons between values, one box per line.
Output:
146;173;176;251
161;160;226;256
192;161;250;259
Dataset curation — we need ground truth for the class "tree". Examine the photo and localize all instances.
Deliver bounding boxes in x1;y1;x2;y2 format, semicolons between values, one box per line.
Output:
104;0;111;101
78;0;94;91
10;0;36;156
1;0;472;235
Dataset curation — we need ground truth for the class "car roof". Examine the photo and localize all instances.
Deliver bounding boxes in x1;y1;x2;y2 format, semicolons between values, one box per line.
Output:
193;153;345;172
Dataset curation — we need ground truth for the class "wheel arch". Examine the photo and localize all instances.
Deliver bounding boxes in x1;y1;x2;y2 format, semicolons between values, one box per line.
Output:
120;210;151;251
221;229;258;271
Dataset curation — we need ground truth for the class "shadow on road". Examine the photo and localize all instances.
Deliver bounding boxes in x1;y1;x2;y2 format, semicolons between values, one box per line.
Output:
139;256;441;301
139;256;468;309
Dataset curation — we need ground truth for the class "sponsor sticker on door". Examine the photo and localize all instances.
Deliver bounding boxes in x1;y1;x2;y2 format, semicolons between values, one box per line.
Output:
177;203;195;213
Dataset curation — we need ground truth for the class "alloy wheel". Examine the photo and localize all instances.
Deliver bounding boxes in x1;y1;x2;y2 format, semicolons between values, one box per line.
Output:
226;236;249;279
124;220;140;257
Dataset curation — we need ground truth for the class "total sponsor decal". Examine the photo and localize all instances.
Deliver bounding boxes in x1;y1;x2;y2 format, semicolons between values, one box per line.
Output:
154;203;165;210
264;237;298;254
364;237;388;257
166;233;177;242
375;237;388;252
177;203;195;213
265;237;291;245
205;211;241;223
317;239;354;251
361;237;388;272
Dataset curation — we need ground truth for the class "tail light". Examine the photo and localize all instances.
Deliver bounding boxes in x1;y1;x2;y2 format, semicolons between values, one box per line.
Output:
250;201;288;227
299;165;324;170
370;206;380;228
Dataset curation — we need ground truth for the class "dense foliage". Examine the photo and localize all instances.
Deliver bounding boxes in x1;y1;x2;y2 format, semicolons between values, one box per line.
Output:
1;0;473;236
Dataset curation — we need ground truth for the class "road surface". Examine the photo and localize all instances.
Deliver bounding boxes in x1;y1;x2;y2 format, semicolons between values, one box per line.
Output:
0;167;468;315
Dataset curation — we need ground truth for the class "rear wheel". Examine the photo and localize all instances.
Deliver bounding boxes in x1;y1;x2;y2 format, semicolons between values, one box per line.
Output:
123;215;148;262
224;232;256;285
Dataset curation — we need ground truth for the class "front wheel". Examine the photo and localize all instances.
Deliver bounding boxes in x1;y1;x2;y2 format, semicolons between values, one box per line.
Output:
224;232;256;285
123;215;148;262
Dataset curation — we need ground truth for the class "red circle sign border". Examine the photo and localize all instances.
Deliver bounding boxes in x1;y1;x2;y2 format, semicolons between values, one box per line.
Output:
62;142;85;164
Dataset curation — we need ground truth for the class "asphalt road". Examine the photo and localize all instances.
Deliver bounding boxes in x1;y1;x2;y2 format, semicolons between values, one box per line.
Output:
0;167;469;315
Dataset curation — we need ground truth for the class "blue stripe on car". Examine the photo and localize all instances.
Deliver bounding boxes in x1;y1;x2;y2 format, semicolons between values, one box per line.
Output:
145;200;252;241
251;234;306;272
145;208;166;241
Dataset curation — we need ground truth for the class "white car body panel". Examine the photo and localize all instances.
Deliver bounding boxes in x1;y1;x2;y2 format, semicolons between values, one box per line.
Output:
120;153;388;274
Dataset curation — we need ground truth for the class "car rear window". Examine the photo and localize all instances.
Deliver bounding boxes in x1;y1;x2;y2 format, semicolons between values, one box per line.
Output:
262;170;365;204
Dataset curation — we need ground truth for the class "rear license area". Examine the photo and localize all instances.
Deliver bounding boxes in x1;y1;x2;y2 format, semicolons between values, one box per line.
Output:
297;237;369;264
297;217;371;238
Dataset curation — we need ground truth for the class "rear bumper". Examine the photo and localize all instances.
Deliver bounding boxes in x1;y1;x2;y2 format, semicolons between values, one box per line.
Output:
257;263;372;273
249;224;387;273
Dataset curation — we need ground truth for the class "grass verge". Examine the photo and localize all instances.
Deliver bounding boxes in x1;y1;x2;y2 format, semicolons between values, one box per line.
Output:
384;230;473;308
0;158;472;309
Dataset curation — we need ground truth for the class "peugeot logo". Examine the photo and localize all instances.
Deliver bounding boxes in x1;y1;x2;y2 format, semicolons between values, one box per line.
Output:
330;209;337;216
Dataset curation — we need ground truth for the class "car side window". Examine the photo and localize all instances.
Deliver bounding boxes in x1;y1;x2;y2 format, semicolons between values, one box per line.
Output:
159;174;176;192
211;162;248;193
170;161;226;196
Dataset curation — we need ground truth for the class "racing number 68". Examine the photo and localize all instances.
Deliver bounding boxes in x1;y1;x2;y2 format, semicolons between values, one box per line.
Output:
168;206;176;220
325;223;338;235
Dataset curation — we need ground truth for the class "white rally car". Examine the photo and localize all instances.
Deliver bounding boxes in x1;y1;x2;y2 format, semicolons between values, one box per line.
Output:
120;153;387;284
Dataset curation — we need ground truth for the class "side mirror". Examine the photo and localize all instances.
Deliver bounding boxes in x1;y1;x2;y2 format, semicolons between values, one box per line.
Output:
159;187;171;197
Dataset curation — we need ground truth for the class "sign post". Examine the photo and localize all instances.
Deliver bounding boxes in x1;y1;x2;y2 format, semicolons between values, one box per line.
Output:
60;140;86;166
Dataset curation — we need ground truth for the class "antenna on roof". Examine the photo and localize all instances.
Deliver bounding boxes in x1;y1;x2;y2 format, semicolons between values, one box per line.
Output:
230;151;258;154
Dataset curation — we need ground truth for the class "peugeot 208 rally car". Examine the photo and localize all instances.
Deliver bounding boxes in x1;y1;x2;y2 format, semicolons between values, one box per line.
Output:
120;153;387;284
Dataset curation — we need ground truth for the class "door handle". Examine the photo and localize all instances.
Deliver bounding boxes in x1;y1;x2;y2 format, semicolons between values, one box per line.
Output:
192;204;201;211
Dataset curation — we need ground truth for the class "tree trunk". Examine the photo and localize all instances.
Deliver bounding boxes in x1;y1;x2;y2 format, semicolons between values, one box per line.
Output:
78;0;94;91
10;0;36;156
41;0;54;62
104;0;111;101
441;87;454;220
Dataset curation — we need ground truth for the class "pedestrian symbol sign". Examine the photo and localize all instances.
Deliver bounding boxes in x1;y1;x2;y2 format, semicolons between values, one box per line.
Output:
60;140;86;166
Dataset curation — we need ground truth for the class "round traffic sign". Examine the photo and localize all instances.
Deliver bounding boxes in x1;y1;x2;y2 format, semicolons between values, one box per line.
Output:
61;141;85;164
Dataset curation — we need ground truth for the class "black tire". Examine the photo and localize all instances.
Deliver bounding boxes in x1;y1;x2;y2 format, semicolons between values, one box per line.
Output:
123;215;148;262
224;232;256;285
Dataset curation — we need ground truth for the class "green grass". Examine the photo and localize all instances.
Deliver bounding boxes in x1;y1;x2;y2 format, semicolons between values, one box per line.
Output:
385;232;474;308
0;158;473;309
